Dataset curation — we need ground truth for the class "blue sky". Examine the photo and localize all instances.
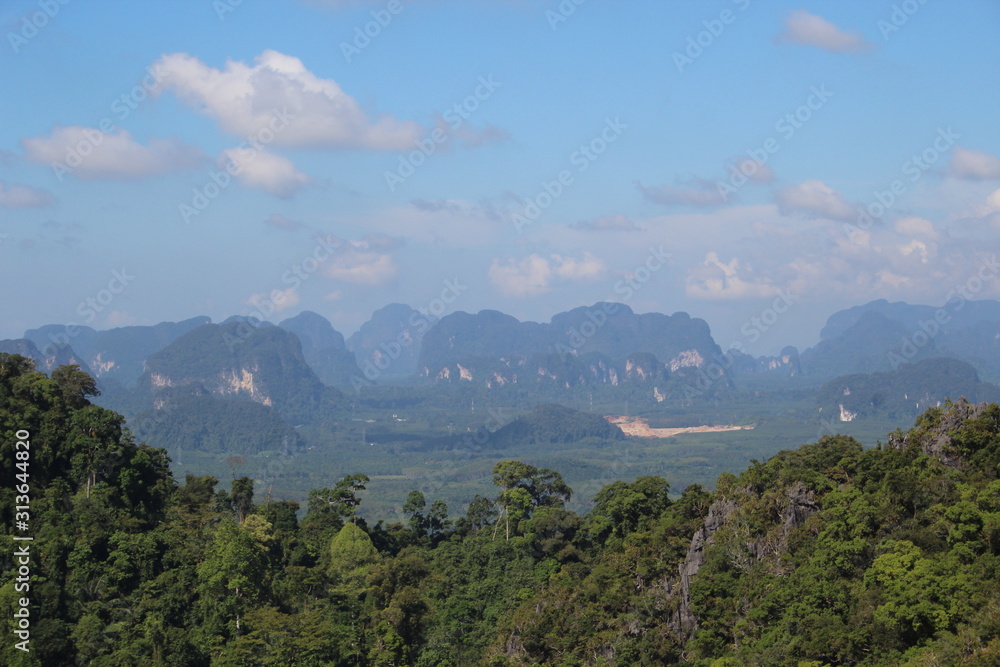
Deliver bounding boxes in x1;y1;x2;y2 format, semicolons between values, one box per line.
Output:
1;0;999;354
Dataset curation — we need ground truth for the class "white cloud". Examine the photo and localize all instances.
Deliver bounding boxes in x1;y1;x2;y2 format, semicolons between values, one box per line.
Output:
638;180;726;207
246;287;300;314
154;50;423;150
898;239;930;263
775;179;856;221
327;253;397;285
351;199;503;248
265;213;303;230
490;255;553;297
893;216;938;239
0;181;51;208
489;252;606;297
685;252;777;300
322;233;402;286
570;213;643;232
950;147;1000;180
778;10;873;54
552;252;605;280
727;157;776;183
958;188;1000;230
989;189;1000;210
21;126;204;180
104;311;137;328
220;147;311;197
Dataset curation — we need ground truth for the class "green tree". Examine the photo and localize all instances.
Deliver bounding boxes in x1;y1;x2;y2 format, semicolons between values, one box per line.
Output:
231;476;254;524
197;519;270;640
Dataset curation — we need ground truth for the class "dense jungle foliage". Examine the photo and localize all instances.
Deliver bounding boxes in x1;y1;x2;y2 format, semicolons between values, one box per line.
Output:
3;353;1000;665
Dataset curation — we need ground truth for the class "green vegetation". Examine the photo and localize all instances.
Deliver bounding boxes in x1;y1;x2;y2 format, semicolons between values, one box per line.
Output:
816;357;1000;420
6;355;1000;665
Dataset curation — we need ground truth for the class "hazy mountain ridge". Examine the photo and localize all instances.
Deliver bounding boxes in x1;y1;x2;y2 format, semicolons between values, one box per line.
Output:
23;317;210;386
806;299;1000;382
347;303;437;380
421;403;626;451
18;299;1000;452
278;310;362;389
0;337;91;375
817;357;1000;421
135;321;341;424
417;303;726;388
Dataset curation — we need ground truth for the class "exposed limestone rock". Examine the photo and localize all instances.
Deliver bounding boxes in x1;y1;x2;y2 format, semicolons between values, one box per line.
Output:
672;483;818;639
886;397;992;468
673;496;739;637
670;349;705;371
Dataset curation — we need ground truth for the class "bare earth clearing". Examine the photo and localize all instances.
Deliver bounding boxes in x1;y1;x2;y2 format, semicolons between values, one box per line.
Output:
605;416;755;439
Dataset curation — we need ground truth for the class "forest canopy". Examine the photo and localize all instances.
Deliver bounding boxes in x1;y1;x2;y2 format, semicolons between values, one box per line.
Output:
3;354;1000;665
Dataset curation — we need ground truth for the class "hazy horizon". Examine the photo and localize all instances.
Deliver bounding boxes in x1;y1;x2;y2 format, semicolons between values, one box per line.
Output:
3;0;998;356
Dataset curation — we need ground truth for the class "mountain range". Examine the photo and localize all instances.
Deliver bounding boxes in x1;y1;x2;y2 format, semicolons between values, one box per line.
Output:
3;298;999;457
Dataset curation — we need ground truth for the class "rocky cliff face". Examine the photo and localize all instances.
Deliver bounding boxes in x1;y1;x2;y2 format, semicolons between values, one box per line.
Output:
423;351;673;389
815;359;1000;421
886;396;995;467
671;482;819;640
135;321;338;423
417;303;723;387
347;303;435;379
673;497;740;637
278;311;361;388
22;317;210;387
0;338;91;375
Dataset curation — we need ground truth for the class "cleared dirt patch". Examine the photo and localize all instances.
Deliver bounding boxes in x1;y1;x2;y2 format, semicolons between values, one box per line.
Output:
605;415;754;438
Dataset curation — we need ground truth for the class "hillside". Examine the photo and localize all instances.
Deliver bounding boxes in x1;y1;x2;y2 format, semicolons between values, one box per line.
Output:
0;337;91;375
417;303;724;387
808;299;1000;382
817;357;1000;421
278;310;361;389
135;321;339;420
346;303;434;380
24;317;210;386
4;355;1000;664
421;403;626;451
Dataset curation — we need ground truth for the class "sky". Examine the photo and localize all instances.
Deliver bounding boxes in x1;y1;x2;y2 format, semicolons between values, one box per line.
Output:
1;0;998;355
